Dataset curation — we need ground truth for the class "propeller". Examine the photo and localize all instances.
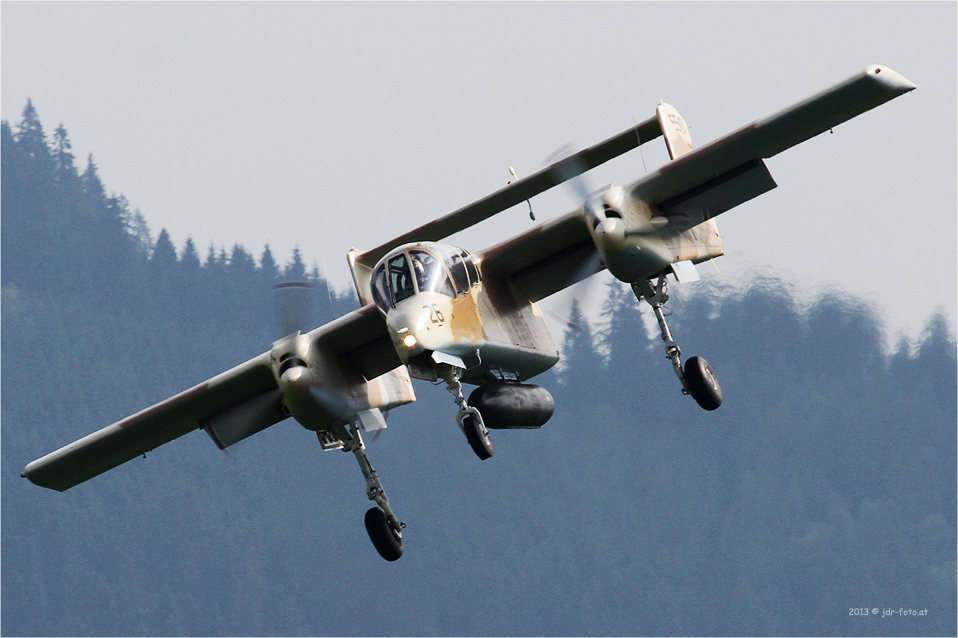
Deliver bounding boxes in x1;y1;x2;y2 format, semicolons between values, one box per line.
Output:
546;144;605;225
270;279;386;444
272;281;315;339
541;143;666;335
547;143;668;254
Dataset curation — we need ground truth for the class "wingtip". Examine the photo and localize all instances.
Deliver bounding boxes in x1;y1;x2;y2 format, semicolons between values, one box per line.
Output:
22;458;67;491
22;461;42;486
865;65;917;93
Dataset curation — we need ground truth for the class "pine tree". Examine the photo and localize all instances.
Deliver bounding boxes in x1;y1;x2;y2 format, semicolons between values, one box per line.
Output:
130;209;152;255
285;246;307;281
259;245;279;282
102;194;135;254
51;123;79;186
180;237;201;277
204;243;218;269
229;244;256;278
48;124;83;238
6;104;55;289
80;154;106;206
15;100;50;167
558;298;603;394
602;280;651;382
2;118;33;287
151;229;177;267
1;119;15;171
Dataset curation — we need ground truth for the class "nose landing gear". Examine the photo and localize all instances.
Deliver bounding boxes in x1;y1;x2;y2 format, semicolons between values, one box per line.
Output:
441;364;494;460
633;274;723;411
459;409;494;460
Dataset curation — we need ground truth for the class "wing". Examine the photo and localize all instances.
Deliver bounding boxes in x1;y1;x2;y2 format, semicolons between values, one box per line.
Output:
22;352;279;492
476;211;600;302
474;65;915;303
22;304;404;492
311;303;403;382
629;65;915;215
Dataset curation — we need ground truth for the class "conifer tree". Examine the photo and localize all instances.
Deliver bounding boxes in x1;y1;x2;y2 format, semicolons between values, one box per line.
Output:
259;245;279;282
51;123;79;186
180;237;201;276
601;280;650;382
1;119;15;171
558;299;603;396
80;154;106;205
2;119;34;287
6;104;55;288
285;246;307;281
129;209;152;255
151;229;178;267
204;243;218;269
15;100;50;167
229;244;256;278
48;125;83;247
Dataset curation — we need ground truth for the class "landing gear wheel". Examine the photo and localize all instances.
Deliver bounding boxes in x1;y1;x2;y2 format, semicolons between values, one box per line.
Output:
364;506;403;562
462;413;493;460
684;356;722;411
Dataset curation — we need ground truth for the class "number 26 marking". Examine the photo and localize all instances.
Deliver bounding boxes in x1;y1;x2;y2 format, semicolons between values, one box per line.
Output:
424;304;445;323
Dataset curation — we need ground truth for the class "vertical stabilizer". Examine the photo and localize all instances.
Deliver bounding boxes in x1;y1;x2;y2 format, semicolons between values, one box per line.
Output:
657;102;694;159
656;102;724;263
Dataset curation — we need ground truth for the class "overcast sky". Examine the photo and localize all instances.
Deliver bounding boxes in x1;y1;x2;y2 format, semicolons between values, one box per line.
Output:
3;2;955;343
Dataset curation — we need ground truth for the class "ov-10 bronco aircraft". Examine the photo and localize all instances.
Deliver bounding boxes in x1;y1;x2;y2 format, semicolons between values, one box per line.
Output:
24;65;915;560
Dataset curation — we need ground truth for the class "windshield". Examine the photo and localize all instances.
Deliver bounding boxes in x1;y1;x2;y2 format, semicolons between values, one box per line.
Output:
371;245;472;310
387;253;415;304
409;250;455;298
371;265;390;310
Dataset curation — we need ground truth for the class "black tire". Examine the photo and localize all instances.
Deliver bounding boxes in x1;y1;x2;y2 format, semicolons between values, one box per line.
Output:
684;356;722;411
462;413;493;460
364;507;403;562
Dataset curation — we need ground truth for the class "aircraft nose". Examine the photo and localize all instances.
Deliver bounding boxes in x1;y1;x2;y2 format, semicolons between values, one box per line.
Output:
386;295;454;356
386;311;424;357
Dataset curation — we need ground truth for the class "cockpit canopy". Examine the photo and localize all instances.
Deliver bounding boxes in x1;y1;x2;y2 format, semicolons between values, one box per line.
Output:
371;243;480;311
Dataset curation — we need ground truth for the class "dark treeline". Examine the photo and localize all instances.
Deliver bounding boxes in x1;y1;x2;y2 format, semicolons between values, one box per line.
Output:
2;104;956;636
2;101;355;338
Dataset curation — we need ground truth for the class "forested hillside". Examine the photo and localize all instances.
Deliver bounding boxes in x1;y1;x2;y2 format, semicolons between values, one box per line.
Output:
3;104;955;637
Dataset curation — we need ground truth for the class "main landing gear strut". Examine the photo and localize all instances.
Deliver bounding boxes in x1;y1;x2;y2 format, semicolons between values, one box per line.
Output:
633;273;723;411
345;364;493;561
343;424;405;561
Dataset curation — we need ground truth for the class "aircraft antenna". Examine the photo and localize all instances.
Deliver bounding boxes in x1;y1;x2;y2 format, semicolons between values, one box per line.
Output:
508;166;536;220
322;259;335;315
633;115;648;173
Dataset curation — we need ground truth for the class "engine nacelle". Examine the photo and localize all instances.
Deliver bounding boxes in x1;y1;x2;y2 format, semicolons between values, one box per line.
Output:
467;382;554;429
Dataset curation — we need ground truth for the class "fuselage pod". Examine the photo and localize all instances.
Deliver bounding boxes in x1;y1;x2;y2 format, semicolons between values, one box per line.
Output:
467;381;555;429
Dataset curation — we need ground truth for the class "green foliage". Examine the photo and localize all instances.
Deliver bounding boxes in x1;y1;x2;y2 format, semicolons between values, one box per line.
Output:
2;104;955;637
